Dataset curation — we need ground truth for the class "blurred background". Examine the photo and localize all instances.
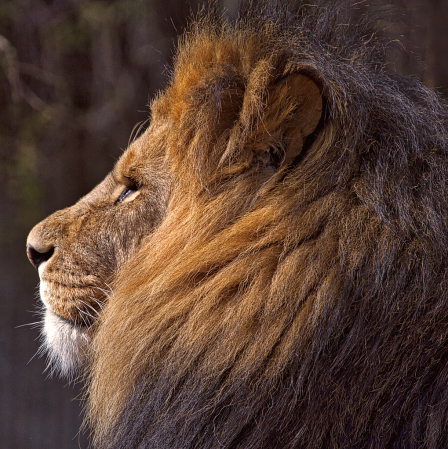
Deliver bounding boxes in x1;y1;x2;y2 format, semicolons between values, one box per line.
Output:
1;0;448;447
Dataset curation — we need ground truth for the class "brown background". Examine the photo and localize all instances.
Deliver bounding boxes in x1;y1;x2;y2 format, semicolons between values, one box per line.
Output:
1;1;447;447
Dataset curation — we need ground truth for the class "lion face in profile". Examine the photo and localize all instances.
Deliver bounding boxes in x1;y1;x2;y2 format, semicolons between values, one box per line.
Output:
28;4;448;448
27;124;170;375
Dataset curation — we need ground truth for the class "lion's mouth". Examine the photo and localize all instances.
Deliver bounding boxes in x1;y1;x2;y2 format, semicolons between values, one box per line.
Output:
40;283;103;327
51;308;86;328
39;265;105;328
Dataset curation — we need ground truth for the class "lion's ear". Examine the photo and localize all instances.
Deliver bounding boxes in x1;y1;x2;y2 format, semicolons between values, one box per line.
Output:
267;73;323;167
218;71;322;174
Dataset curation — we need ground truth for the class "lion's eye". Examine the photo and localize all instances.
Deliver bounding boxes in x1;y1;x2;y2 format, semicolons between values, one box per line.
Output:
117;187;134;203
116;180;139;203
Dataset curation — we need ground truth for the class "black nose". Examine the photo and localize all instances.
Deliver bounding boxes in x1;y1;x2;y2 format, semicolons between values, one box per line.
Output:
26;244;54;269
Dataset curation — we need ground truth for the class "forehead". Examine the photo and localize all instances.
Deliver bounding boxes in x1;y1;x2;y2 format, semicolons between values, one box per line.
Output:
114;117;169;176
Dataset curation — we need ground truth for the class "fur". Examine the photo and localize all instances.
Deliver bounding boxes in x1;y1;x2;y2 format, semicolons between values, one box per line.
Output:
82;2;448;448
42;307;91;378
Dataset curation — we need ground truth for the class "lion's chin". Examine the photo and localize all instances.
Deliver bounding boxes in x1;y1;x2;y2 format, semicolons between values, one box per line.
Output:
42;308;91;379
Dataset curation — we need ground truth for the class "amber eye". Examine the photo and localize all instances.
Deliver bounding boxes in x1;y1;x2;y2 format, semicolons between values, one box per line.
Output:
117;180;139;203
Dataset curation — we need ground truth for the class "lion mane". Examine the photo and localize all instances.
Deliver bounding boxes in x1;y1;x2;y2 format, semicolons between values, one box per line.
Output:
86;3;448;448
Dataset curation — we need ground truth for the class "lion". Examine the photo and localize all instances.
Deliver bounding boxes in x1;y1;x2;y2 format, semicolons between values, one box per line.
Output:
27;2;448;448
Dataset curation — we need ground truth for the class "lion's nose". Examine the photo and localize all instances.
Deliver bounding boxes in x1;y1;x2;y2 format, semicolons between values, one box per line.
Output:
26;243;54;269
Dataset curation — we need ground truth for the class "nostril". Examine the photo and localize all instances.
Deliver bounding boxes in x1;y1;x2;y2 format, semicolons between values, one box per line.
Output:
26;244;55;269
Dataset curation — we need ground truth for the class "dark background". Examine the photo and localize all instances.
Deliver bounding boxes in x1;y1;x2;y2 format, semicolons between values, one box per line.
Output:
1;0;448;447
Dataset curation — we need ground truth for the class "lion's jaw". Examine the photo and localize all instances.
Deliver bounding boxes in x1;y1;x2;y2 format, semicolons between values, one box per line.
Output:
38;261;92;378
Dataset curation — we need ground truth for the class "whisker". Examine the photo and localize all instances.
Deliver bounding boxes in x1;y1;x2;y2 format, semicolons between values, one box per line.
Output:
88;297;105;310
127;118;149;146
77;298;101;317
27;344;45;365
93;286;112;299
15;321;42;329
64;301;76;323
103;281;113;292
70;299;92;325
67;298;89;327
77;306;96;321
93;278;114;298
128;121;141;147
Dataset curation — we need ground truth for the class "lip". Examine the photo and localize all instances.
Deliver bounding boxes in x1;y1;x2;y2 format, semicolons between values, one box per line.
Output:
47;306;90;329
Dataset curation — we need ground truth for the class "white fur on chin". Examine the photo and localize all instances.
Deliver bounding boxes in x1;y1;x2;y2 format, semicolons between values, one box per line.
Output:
42;307;91;379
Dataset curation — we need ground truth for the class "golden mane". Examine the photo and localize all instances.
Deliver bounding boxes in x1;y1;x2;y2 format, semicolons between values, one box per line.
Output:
87;4;448;448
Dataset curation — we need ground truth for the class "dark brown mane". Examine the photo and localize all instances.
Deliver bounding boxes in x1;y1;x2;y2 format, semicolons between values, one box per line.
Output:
87;2;448;448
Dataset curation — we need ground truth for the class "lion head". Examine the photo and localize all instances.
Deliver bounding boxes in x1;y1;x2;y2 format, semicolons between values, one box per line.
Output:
28;3;448;448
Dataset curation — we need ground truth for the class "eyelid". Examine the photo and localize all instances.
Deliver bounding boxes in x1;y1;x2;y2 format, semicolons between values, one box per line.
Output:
111;167;138;185
123;176;140;189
